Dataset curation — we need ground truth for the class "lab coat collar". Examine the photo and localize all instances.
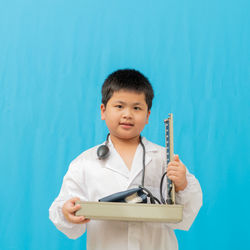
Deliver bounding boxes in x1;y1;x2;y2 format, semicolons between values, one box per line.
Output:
98;136;158;187
105;136;158;153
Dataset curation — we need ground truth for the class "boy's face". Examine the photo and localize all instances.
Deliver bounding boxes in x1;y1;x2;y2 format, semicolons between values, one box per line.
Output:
101;90;150;141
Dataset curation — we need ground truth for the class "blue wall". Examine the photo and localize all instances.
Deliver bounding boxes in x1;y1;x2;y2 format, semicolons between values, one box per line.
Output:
0;0;249;249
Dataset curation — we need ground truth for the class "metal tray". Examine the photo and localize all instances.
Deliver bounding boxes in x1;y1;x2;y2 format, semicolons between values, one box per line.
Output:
76;201;183;223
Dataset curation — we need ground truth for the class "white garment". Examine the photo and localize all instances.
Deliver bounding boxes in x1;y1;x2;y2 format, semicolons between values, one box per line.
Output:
49;137;202;250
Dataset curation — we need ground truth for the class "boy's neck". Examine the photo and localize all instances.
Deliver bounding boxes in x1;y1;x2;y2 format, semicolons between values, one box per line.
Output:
109;134;140;148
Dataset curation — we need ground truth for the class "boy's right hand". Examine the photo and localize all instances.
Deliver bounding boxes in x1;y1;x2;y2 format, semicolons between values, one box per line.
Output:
62;197;90;224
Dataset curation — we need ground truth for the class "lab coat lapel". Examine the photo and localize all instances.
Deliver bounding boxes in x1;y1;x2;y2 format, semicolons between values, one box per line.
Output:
103;141;130;179
100;137;158;186
127;138;156;187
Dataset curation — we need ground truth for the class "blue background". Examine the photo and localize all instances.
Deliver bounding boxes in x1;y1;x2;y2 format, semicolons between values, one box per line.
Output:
0;0;249;249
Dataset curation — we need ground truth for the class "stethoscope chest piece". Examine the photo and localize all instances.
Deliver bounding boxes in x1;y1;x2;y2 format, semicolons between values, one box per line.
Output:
97;145;110;160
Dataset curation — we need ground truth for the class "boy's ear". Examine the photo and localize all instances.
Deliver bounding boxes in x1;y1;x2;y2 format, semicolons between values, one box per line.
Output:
100;104;106;120
146;110;151;124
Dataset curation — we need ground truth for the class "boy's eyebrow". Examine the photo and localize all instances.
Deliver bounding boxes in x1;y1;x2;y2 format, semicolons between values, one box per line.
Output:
114;101;144;106
133;102;143;106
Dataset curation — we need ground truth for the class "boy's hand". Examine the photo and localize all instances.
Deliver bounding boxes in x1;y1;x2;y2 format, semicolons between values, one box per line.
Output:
62;197;90;224
167;155;187;192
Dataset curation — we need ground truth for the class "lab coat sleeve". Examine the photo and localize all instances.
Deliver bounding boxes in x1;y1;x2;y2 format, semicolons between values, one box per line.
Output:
167;167;203;231
49;159;88;239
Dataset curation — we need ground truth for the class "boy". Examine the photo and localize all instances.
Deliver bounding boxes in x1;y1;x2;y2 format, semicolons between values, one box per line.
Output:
49;69;202;250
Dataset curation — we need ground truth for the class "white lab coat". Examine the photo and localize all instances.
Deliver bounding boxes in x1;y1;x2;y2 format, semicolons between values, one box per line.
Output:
49;137;202;250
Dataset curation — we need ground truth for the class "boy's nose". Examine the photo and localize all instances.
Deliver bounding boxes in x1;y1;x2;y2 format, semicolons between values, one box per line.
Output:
122;108;132;118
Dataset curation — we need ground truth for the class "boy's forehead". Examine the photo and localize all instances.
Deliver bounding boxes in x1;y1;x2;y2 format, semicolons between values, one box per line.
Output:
110;90;147;103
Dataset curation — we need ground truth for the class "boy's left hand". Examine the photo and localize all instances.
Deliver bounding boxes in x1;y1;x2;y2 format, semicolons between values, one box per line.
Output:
167;155;187;192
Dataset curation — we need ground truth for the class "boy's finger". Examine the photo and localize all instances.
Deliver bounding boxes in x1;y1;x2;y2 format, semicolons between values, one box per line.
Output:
167;171;181;179
70;197;80;204
68;214;86;223
174;155;180;162
167;169;179;175
68;204;81;213
81;218;91;224
167;175;177;182
69;214;91;224
167;165;179;172
167;162;179;168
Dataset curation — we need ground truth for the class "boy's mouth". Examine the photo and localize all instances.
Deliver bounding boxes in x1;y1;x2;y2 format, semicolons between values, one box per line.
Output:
119;122;134;128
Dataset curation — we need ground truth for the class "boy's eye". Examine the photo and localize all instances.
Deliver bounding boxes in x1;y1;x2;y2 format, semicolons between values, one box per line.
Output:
115;105;123;109
134;106;141;110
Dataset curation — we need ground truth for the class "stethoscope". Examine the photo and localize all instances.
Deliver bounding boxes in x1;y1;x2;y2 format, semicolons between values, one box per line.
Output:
97;134;169;204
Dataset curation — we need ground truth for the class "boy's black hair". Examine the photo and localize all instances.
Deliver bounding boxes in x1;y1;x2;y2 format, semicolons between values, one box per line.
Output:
101;69;154;110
